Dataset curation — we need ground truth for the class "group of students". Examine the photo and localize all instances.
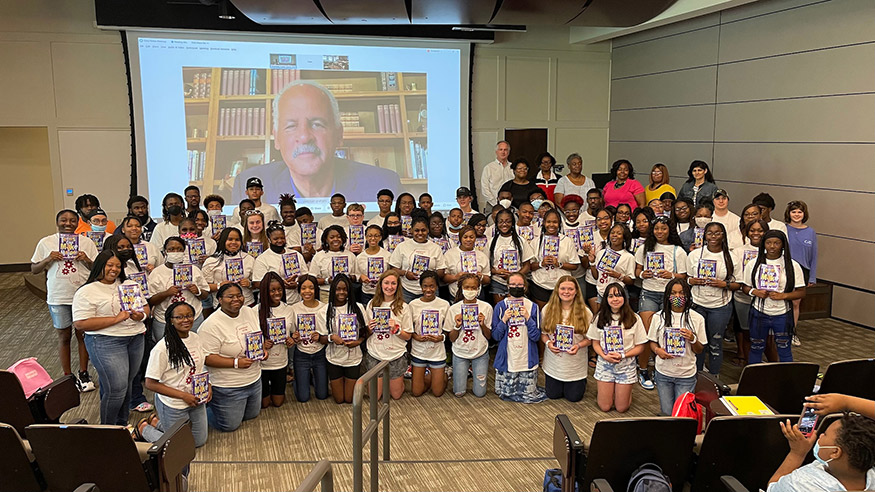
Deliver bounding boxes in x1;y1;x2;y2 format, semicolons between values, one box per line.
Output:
30;157;820;447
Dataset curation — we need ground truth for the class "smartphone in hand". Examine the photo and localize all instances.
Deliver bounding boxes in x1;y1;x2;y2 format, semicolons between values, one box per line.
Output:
798;406;819;437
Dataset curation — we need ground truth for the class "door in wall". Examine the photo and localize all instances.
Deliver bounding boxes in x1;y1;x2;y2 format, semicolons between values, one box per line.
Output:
504;128;547;181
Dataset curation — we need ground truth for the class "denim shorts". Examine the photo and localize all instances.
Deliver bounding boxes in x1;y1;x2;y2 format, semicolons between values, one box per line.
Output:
489;278;508;296
365;353;409;380
410;355;446;369
48;304;73;329
638;289;664;313
594;356;637;384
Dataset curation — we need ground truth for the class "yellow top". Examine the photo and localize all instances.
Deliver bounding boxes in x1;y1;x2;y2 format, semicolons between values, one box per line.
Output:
644;184;677;204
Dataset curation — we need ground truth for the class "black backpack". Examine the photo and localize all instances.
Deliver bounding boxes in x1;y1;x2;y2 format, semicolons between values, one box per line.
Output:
626;463;671;492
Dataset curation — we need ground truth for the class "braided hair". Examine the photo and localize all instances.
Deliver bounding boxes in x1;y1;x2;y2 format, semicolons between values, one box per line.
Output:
163;302;196;370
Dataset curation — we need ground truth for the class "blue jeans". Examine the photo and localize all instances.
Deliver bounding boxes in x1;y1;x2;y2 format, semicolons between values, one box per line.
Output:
152;314;204;342
84;333;144;425
207;380;261;432
452;351;489;397
360;292;374;307
293;347;329;402
693;302;733;376
654;370;697;416
402;288;421;304
749;308;793;363
141;396;209;448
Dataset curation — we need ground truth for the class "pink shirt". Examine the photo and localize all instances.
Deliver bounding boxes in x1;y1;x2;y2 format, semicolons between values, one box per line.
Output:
603;179;644;208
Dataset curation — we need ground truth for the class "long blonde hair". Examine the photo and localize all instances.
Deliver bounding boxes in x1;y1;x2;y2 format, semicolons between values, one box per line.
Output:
541;275;592;335
371;269;405;316
242;210;269;248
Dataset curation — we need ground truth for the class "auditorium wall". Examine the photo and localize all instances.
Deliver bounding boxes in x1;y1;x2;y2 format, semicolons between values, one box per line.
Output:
608;0;875;327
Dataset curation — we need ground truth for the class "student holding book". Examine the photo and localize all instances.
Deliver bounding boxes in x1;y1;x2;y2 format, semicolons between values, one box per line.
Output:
256;272;295;408
394;192;417;237
582;208;613;312
741;230;805;363
389;215;447;303
529;209;580;309
634;216;688;387
686;222;739;377
141;301;210;447
380;212;404;253
364;270;413;400
32;210;99;387
202;228;256;307
487;209;534;304
631;207;656;255
325;274;366;404
277;193;302;251
309;225;358;303
515;202;540;246
241;210;269;260
290;275;329;402
586;283;647;413
731;219;769;365
150;193;187;252
446;273;494;398
147;236;210;341
119;216;161;272
354;224;391;306
587;223;636;310
198;283;265;431
252;222;306;305
647;279;706;416
541;276;593;402
178;217;215;266
344;203;367;255
441;225;491;299
467;213;490;253
428;212;450;252
294;207;323;263
72;250;150;424
491;273;546;403
680;203;714;253
408;271;450;397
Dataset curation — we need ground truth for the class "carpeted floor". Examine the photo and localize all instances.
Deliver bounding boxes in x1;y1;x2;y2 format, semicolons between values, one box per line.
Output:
1;272;871;491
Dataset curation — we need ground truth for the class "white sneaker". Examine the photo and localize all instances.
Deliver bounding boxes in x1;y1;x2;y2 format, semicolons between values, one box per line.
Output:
77;371;96;393
792;335;801;347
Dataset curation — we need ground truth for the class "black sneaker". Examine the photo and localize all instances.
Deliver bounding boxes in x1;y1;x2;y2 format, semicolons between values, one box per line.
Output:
77;371;96;393
638;369;655;390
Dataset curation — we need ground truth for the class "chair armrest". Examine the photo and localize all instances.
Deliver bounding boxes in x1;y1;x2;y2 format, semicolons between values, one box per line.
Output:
147;418;196;489
699;371;731;395
40;375;80;421
73;484;100;492
590;478;614;492
720;475;749;492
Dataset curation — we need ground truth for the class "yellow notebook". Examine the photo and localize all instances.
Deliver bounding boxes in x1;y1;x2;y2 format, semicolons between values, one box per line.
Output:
720;396;775;416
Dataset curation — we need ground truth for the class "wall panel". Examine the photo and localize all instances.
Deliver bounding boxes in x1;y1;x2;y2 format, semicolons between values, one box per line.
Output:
611;105;715;142
0;41;53;125
612;26;719;78
51;42;129;127
611;66;717;110
505;57;551;121
831;287;875;328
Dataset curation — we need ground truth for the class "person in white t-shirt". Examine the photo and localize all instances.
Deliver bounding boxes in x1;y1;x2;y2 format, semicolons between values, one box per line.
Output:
487;210;534;304
711;189;743;251
32;209;99;388
252;223;306;305
324;274;366;404
344;203;367;255
492;273;546;403
364;270;414;400
529;209;580;309
294;207;323;263
541;276;593;402
365;189;394;225
394;193;417;237
355;225;391;306
442;225;491;299
408;272;450;397
230;177;281;225
309;225;358;302
119;215;161;272
741;230;805;364
256;272;296;408
290;275;330;402
198;283;264;431
142;301;210;447
752;192;788;236
389;215;447;303
446;274;494;398
147;236;210;342
587;224;636;310
202;228;256;307
72;251;150;425
150;193;186;251
277;193;303;252
317;193;350;230
647;279;706;416
586;283;647;413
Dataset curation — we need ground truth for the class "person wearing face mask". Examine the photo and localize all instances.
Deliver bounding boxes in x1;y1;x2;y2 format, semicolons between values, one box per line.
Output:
148;236;211;342
252;223;306;305
491;273;546;403
680;202;715;253
498;158;540;210
102;235;143;276
150;193;186;252
647;278;706;416
446;273;494;398
553;153;596;208
768;413;875;492
32;209;99;389
379;212;403;252
529;190;547;220
81;208;111;249
496;190;515;216
74;194;117;235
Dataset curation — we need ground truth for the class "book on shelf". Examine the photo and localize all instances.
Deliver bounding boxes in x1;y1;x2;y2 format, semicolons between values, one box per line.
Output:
192;372;210;404
388;105;399;133
187;71;211;99
187;150;205;181
244;332;265;360
380;72;399;91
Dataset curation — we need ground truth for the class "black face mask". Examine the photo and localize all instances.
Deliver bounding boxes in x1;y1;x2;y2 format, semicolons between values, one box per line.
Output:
508;286;525;298
269;243;285;254
117;250;134;262
167;205;183;216
385;226;402;236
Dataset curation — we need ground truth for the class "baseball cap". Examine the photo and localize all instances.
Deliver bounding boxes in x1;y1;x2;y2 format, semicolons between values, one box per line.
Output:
456;187;472;198
87;208;107;219
714;189;729;199
246;177;264;189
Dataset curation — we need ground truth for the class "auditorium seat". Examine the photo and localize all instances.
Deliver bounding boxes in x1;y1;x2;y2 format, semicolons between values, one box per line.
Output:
817;358;875;400
0;370;79;435
701;362;819;415
0;423;43;492
26;419;195;492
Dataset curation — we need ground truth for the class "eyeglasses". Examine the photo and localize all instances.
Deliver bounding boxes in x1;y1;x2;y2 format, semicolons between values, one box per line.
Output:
675;206;690;212
705;231;724;237
172;314;195;321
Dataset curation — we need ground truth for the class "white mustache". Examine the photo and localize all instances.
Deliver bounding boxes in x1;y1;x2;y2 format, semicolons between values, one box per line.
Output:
292;144;322;158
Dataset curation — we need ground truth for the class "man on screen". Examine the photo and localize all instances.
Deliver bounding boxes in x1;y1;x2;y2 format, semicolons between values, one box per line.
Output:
232;80;402;204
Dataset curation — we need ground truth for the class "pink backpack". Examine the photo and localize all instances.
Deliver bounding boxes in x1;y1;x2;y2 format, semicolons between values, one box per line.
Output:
7;357;54;398
672;391;704;434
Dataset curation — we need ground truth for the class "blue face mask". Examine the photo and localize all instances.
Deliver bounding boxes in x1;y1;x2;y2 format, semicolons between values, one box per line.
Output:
91;224;107;233
531;199;544;210
813;441;838;467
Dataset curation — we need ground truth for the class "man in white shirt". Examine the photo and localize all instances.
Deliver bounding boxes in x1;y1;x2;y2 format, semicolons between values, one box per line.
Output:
318;193;350;229
711;189;743;251
366;189;394;225
231;177;280;224
479;140;513;211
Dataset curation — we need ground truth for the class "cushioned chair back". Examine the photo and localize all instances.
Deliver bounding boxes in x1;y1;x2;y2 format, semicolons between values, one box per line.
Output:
26;424;153;492
819;359;875;400
582;418;697;492
0;423;43;492
736;362;819;414
692;415;793;491
0;370;35;435
553;414;584;492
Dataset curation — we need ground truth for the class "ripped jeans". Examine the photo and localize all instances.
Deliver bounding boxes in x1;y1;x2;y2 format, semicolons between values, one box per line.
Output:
748;308;793;363
693;302;733;377
452;351;489;397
